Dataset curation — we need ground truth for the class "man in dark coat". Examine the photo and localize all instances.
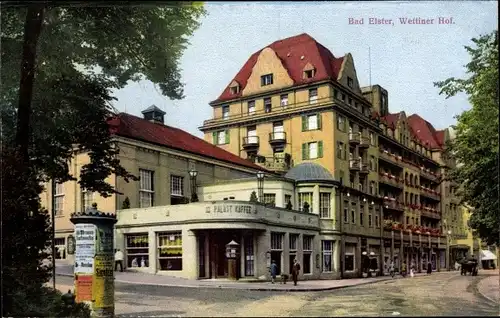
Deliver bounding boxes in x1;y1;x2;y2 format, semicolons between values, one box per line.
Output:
291;259;301;286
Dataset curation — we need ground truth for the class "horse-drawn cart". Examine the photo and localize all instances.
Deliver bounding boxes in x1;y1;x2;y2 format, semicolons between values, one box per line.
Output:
460;258;478;276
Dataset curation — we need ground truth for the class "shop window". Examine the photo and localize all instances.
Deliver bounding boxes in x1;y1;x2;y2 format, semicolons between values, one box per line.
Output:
126;234;149;268
54;237;66;259
270;232;284;274
322;240;334;273
158;232;182;271
345;244;356;271
303;235;313;274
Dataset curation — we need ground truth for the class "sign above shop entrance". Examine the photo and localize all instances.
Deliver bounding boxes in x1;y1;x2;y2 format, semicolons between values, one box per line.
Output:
205;204;257;215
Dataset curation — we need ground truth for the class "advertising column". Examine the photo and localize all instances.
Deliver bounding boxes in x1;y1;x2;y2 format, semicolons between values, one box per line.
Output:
71;204;117;318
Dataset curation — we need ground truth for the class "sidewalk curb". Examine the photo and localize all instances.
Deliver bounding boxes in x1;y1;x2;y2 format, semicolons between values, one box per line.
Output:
476;276;499;305
55;271;450;292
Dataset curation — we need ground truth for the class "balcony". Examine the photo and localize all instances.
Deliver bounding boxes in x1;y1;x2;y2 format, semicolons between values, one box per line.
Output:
349;159;360;171
404;224;442;236
348;132;360;145
419;167;440;182
378;148;404;167
359;135;370;148
382;198;405;211
359;161;370;174
419;186;441;201
269;132;287;146
379;173;404;189
242;136;259;149
420;208;441;220
251;155;291;173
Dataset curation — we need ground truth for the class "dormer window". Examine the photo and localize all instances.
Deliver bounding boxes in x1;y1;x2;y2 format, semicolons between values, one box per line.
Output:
229;80;240;94
347;77;354;88
222;106;230;120
261;74;273;86
303;62;316;79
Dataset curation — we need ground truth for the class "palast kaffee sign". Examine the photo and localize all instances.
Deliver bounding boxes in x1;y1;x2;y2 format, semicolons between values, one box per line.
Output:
206;204;257;215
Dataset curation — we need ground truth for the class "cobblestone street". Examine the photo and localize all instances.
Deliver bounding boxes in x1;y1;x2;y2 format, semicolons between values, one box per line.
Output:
55;271;499;317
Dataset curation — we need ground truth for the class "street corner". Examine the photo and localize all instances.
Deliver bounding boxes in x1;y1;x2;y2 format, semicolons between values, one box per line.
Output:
476;274;500;304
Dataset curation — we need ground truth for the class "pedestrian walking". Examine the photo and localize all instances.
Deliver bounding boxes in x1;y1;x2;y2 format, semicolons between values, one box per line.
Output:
410;263;415;278
291;259;301;286
401;262;407;277
114;249;124;272
389;261;395;278
270;260;278;284
427;262;432;275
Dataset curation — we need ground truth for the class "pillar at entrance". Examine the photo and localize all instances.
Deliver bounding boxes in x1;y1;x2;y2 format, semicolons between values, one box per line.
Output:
71;204;117;318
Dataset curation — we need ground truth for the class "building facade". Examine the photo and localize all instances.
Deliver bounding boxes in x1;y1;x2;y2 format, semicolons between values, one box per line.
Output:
199;33;470;274
41;106;266;264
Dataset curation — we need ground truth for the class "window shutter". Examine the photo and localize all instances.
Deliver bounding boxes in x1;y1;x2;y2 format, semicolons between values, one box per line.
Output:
301;116;307;131
302;143;308;160
225;130;230;144
318;141;323;158
317;113;322;130
212;132;217;144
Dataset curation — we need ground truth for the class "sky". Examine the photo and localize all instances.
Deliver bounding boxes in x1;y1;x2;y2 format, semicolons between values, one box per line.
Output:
111;1;498;137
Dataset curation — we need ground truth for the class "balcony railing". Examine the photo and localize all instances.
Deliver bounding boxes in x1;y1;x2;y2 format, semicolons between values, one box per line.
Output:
419;167;441;182
251;155;291;173
379;173;404;189
269;132;287;145
348;132;360;144
419;186;441;201
378;148;404;166
420;209;441;219
349;159;360;170
382;198;404;211
242;136;259;149
359;161;370;174
404;224;442;236
359;135;370;148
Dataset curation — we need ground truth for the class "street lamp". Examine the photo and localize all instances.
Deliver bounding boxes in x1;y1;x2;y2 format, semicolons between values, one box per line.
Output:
256;171;265;203
189;169;198;202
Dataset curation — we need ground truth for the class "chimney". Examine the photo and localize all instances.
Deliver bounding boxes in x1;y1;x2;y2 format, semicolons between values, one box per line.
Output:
141;105;166;125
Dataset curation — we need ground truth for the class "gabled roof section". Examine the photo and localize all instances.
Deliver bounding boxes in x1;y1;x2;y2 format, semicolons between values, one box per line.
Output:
107;113;266;171
407;114;442;149
213;33;345;104
381;112;400;129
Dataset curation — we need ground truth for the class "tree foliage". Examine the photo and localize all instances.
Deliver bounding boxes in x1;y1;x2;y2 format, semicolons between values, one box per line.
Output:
1;3;206;196
434;30;499;245
1;3;206;316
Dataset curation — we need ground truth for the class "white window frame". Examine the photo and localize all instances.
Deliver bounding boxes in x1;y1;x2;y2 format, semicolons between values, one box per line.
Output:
261;74;273;86
322;240;334;273
319;192;331;219
271;232;284;250
222;106;230;119
217;130;226;145
303;236;313;274
307;114;318;130
308;142;319;159
309;88;318;104
248;101;256;115
82;189;94;211
273;122;284;140
170;175;184;197
298;192;313;213
54;182;64;215
337;116;344;131
157;232;182;270
264;98;272;113
247;127;258;144
280;94;288;107
139;169;154;208
263;193;276;206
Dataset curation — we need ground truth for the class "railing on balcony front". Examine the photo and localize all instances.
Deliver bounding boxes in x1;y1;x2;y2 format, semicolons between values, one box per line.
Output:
359;162;369;173
378;148;404;166
348;132;360;144
359;135;370;147
242;136;259;148
269;132;287;144
419;186;441;200
379;173;404;188
251;155;291;172
349;159;360;170
382;198;404;211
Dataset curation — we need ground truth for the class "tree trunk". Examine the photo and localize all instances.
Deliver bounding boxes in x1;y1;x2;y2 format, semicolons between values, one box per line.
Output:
15;6;45;164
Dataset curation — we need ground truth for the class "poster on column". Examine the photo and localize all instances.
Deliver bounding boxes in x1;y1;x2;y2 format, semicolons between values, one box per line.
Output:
95;224;114;254
74;224;96;274
75;275;93;303
92;254;114;310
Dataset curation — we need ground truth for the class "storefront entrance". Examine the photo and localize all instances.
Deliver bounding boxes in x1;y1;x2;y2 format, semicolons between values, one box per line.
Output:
196;229;256;279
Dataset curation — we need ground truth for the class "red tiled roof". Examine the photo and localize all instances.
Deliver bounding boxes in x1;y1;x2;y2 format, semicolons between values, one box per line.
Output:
381;113;400;129
434;130;445;147
407;114;442;149
107;113;266;171
213;33;345;103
